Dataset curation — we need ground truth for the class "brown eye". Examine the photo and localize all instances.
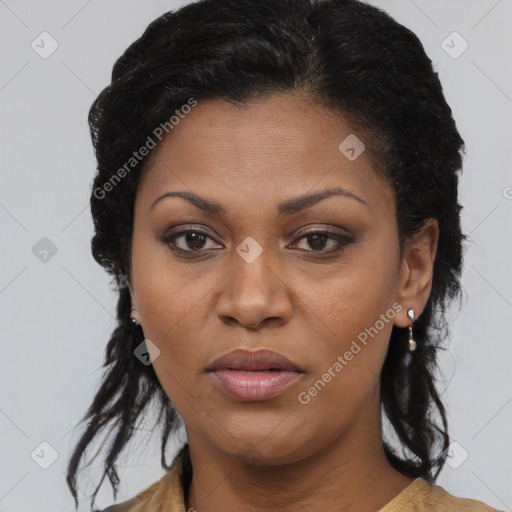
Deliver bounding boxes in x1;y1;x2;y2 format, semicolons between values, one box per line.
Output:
291;229;354;253
163;229;222;253
161;225;355;259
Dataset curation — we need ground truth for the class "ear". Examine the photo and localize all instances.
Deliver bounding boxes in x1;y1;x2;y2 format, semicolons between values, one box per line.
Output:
393;218;439;328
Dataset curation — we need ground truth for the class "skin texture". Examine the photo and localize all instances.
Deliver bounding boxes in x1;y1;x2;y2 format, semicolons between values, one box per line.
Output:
129;94;439;512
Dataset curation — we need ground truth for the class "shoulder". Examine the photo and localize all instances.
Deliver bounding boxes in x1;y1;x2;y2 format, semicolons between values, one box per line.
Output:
428;480;502;511
95;476;168;512
98;504;131;512
96;449;187;512
380;477;502;511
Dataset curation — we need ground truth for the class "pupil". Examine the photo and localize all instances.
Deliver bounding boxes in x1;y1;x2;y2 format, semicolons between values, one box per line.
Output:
186;232;206;250
308;233;327;251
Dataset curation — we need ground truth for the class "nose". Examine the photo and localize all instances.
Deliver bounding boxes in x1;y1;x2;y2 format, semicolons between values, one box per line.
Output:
215;244;293;330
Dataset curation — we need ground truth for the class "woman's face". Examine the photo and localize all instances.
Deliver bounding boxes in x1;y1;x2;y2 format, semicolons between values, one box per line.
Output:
129;94;433;464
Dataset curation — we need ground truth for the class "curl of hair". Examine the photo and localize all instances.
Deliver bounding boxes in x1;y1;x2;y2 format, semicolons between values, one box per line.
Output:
67;0;466;507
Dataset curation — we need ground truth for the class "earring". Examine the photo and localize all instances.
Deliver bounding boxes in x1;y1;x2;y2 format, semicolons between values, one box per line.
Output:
407;308;417;352
130;303;138;325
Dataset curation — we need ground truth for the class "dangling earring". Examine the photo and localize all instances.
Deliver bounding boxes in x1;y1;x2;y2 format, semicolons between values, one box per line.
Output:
407;308;417;352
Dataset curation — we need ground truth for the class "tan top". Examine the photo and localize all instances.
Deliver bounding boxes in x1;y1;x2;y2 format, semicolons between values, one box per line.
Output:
102;452;500;512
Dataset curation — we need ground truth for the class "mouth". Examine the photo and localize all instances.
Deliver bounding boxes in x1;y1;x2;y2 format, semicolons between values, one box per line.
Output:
207;349;304;401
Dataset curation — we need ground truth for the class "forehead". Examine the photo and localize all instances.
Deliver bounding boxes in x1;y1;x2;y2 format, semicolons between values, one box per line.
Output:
137;94;395;219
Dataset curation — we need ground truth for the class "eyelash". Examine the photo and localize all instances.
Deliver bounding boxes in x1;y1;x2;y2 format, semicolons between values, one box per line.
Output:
160;226;355;258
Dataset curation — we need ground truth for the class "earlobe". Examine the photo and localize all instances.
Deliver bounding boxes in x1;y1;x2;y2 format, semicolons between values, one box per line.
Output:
130;305;141;324
127;277;142;324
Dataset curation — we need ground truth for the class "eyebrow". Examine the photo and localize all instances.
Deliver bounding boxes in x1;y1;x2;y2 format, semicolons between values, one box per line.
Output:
149;187;368;216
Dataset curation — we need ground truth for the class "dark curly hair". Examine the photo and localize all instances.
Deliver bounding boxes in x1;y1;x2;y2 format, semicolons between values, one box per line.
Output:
66;0;466;508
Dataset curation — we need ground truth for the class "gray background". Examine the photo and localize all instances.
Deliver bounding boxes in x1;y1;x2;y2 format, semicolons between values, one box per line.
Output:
1;0;511;510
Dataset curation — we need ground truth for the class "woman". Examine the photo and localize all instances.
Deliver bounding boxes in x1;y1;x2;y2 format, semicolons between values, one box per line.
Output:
66;0;500;510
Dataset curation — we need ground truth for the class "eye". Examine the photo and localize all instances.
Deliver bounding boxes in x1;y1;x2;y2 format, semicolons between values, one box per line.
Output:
290;229;354;253
161;225;355;257
162;228;222;253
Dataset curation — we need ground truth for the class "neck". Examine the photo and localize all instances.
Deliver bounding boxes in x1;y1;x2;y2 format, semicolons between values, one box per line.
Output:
184;413;414;511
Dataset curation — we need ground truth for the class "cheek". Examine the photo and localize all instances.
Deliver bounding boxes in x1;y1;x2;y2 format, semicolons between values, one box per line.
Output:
132;227;208;336
306;251;399;351
293;284;395;437
294;243;399;406
138;281;209;385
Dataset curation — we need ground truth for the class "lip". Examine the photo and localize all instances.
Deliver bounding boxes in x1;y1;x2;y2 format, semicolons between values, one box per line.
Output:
207;349;304;402
207;348;302;372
